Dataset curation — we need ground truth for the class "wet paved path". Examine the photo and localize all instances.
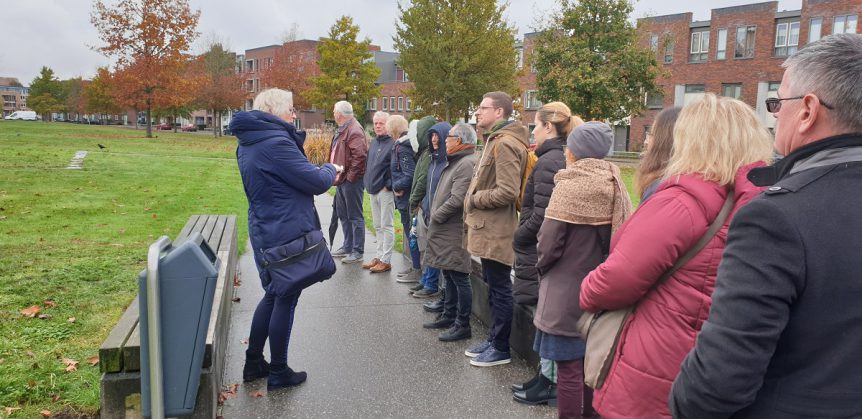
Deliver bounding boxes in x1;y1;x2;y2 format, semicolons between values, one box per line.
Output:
219;192;554;418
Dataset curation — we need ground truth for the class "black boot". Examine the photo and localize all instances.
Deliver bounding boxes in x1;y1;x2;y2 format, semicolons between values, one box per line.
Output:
513;373;557;406
267;365;307;390
438;323;471;341
242;350;269;382
511;366;541;392
423;313;455;329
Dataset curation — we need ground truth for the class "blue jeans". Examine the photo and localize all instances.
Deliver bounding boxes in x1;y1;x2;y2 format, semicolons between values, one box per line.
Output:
248;291;301;369
482;258;513;353
399;209;420;269
336;180;365;255
420;266;441;291
442;270;472;327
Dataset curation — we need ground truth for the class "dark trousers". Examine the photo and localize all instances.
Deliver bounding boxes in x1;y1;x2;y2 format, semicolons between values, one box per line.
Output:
481;258;513;353
399;208;421;269
336;180;365;255
442;269;472;327
556;359;599;419
248;291;301;369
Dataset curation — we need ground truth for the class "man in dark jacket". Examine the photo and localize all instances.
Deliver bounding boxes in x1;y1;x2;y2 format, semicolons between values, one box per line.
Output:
329;100;368;264
362;111;395;273
671;34;862;419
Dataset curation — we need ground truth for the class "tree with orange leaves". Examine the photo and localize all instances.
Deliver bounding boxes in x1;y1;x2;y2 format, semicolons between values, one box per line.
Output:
90;0;200;137
260;41;320;111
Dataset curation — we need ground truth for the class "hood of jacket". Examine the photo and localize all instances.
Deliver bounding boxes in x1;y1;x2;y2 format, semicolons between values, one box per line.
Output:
401;119;419;148
428;122;452;162
658;161;767;215
415;116;436;154
230;110;304;148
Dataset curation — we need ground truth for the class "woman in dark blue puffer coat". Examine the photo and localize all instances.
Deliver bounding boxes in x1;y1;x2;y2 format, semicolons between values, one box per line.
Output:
230;88;339;391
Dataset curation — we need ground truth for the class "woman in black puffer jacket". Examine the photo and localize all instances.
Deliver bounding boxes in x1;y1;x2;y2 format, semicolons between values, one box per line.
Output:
513;102;583;305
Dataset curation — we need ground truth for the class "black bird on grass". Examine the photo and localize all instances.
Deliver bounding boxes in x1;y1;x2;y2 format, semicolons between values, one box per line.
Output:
97;144;106;149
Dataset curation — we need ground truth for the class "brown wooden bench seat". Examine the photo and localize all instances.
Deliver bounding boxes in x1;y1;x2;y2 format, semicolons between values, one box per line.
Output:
99;215;238;419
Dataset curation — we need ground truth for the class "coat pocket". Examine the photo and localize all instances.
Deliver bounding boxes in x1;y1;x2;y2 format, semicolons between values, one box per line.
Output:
260;230;336;296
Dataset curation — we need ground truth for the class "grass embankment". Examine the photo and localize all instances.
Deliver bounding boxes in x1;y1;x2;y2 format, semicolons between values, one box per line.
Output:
0;121;248;417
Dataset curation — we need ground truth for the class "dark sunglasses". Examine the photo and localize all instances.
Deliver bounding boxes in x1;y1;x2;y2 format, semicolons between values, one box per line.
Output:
765;96;833;113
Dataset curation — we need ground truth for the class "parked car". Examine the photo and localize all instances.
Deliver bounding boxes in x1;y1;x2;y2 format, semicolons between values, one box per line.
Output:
4;111;38;121
180;123;197;132
156;122;172;130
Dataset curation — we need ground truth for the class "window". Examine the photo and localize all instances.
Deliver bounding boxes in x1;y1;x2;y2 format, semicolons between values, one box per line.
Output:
735;26;756;59
246;99;253;111
525;90;542;110
768;81;781;93
245;60;254;72
390;97;396;111
406;97;412;112
690;30;709;62
367;98;377;111
774;21;800;57
808;18;823;43
246;79;254;92
382;96;389;111
664;38;674;63
646;90;664;109
716;29;728;60
649;34;659;51
833;15;858;35
398;96;404;111
684;84;706;105
517;48;524;68
721;83;742;99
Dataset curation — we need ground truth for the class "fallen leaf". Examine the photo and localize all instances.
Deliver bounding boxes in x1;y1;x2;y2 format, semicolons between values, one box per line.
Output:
231;297;241;303
144;208;151;211
67;317;76;323
4;407;21;415
62;358;79;372
233;274;242;288
240;338;248;345
40;410;51;417
43;299;57;308
26;351;35;358
51;393;61;402
20;305;41;318
0;358;4;364
86;356;99;366
218;383;239;404
38;314;52;320
32;362;39;370
251;390;266;398
152;213;157;219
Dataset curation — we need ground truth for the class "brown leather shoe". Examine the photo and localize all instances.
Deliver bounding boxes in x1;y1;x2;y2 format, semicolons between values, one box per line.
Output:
369;262;391;273
361;258;380;270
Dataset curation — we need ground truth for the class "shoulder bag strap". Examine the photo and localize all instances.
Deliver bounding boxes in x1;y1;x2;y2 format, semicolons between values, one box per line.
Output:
654;188;736;287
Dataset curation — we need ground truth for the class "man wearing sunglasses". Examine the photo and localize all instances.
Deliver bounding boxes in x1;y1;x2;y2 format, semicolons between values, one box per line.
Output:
672;34;862;418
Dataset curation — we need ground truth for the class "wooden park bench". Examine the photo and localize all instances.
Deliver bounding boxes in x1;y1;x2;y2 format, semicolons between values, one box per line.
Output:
99;215;239;419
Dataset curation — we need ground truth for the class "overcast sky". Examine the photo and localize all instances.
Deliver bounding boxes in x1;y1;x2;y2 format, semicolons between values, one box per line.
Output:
1;0;802;84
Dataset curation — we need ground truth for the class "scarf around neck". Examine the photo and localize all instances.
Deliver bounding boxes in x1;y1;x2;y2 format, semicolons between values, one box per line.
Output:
447;143;475;156
545;158;633;234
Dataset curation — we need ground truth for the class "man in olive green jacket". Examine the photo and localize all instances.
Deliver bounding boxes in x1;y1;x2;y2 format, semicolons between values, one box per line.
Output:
463;91;529;367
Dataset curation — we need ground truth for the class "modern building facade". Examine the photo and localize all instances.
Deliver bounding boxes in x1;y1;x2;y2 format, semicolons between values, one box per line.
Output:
0;77;29;117
365;51;413;121
631;0;861;149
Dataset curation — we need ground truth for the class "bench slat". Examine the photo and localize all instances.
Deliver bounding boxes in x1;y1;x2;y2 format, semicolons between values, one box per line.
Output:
98;296;140;373
176;214;202;243
200;216;217;247
123;323;141;372
219;216;237;254
208;216;228;252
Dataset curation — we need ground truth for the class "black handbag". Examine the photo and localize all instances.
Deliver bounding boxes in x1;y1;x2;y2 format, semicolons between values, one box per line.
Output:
259;208;336;296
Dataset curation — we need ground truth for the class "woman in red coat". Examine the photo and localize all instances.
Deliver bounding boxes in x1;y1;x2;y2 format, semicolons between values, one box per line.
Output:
579;94;774;419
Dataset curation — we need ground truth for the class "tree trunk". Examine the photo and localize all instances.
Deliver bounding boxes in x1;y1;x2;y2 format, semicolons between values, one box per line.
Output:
213;109;218;138
146;107;153;138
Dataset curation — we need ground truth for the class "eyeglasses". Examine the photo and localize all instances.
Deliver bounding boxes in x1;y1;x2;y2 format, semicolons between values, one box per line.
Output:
475;106;497;113
446;135;461;140
765;96;833;113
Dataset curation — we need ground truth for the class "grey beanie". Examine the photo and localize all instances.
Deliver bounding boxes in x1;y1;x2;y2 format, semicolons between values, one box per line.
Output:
567;121;613;160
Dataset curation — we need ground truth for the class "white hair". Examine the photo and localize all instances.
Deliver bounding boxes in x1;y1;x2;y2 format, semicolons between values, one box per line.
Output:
373;111;390;122
253;88;293;117
334;100;353;116
451;123;477;145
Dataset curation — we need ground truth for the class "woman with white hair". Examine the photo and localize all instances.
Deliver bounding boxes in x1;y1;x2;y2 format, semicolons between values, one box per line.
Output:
229;88;341;391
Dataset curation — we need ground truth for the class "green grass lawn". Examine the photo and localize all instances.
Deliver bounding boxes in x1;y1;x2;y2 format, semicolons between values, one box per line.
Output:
0;121;248;417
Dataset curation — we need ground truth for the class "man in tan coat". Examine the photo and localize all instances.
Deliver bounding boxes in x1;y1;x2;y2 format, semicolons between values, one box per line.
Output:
463;91;529;367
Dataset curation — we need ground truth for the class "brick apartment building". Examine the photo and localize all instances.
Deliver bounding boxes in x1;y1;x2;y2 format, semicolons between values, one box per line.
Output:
365;51;413;121
631;0;861;149
0;77;29;117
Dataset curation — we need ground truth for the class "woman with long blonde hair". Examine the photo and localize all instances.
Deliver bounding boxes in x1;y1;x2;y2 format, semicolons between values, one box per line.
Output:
579;94;774;418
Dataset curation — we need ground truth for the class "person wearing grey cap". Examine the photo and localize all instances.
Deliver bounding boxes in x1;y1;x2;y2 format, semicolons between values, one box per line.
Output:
530;121;631;417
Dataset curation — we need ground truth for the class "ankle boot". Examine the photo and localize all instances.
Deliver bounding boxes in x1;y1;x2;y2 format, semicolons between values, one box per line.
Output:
511;366;542;392
242;351;269;382
267;365;308;390
513;374;557;406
